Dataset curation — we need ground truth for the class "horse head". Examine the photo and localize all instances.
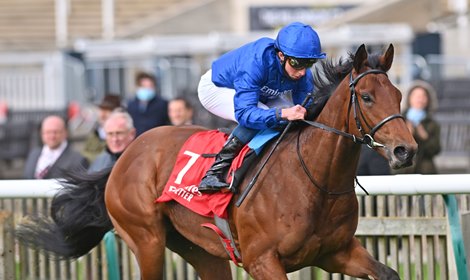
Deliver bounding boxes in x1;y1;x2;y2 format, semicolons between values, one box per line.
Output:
348;44;417;169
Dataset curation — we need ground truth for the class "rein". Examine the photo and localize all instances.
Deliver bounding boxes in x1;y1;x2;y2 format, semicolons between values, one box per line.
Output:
296;130;358;195
298;69;404;195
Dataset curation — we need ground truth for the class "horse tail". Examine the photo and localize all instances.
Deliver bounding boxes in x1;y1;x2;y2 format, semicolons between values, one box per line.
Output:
16;167;113;259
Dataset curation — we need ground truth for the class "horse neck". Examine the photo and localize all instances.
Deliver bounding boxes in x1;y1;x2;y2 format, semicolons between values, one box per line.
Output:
302;81;362;192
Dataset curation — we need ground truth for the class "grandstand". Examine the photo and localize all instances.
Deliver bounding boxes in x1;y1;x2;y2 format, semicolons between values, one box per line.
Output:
0;0;54;50
0;0;226;50
0;0;467;49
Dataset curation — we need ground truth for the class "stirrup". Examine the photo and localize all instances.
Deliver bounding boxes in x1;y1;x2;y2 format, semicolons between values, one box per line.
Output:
198;175;229;192
198;185;234;194
225;171;237;193
198;172;236;193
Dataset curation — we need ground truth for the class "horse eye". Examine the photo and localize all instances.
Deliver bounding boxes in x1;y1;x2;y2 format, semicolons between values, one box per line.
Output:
361;94;372;103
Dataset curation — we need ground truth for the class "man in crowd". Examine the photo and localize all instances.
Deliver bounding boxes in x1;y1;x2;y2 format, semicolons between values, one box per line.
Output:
127;72;169;136
24;115;88;179
88;110;136;172
82;94;122;162
168;97;194;126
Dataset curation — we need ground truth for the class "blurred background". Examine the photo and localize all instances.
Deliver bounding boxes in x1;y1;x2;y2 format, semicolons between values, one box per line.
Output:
0;0;469;177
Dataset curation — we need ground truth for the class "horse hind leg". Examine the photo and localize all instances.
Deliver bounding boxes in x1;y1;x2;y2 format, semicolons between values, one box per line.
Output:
109;215;167;280
166;231;232;280
133;236;166;280
318;237;399;280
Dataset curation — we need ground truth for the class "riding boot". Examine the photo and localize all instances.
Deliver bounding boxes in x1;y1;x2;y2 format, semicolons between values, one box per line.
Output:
198;135;245;193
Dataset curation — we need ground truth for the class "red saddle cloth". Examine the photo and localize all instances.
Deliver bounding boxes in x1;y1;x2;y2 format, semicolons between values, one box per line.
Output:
155;130;250;218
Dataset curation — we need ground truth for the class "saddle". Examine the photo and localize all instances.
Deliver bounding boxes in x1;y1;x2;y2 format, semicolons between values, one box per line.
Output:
155;129;277;265
155;129;264;217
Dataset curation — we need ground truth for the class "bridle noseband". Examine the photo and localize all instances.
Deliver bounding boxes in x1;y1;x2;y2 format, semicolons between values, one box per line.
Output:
303;69;404;148
348;69;404;148
298;69;404;195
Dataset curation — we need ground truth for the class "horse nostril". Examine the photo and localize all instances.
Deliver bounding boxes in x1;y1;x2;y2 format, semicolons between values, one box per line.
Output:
393;146;411;162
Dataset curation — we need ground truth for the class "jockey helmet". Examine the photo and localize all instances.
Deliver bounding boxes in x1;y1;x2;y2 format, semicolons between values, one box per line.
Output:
275;22;326;59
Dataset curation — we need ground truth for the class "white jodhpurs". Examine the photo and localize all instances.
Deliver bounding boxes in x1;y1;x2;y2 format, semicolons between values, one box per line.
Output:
198;70;237;121
198;70;272;122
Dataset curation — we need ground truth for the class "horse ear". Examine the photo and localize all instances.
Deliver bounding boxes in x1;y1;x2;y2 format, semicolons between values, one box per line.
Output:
380;44;394;72
353;44;368;73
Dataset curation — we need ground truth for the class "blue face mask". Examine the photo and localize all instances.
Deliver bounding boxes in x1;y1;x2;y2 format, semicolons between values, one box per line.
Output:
136;88;155;101
406;108;426;126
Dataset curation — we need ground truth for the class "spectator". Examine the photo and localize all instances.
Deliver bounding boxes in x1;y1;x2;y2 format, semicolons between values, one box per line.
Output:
168;97;194;126
0;101;8;124
396;80;441;174
86;110;137;279
88;110;136;172
82;94;122;162
23;115;88;179
127;72;169;136
357;146;391;176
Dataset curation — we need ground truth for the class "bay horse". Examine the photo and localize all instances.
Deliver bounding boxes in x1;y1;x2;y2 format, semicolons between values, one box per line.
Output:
17;44;417;279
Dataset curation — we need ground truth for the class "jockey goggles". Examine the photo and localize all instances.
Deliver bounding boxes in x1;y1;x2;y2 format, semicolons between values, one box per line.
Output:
287;57;318;69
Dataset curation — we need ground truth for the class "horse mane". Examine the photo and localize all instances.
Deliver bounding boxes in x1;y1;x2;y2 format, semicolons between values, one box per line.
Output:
312;52;383;98
306;52;382;120
312;54;353;98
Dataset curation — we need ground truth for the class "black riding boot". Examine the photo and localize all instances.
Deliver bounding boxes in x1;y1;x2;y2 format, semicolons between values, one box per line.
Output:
198;135;245;192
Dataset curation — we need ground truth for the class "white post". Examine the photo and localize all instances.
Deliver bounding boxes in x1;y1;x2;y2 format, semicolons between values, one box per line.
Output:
231;0;248;34
462;212;470;274
55;0;68;47
102;0;115;40
0;211;15;280
42;53;65;110
400;42;413;97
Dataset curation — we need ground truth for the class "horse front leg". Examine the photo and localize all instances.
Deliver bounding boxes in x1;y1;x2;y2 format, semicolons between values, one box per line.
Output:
243;250;288;280
318;237;399;280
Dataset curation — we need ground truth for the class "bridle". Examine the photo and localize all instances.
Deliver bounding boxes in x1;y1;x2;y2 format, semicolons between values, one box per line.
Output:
298;69;404;195
303;69;404;148
348;69;404;147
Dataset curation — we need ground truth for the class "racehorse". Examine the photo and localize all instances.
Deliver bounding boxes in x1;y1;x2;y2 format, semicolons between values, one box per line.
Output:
17;44;417;279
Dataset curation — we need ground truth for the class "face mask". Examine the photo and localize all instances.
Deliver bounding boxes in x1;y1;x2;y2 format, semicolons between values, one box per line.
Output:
136;88;155;101
406;107;426;126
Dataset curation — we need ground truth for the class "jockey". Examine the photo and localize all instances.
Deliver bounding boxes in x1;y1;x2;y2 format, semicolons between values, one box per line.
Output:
197;22;326;192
